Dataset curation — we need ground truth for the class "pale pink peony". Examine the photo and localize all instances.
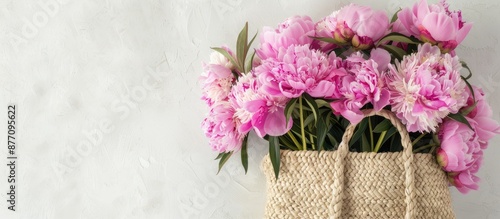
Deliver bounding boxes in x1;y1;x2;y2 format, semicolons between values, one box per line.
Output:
396;0;472;53
313;4;389;51
200;48;236;106
436;85;499;193
256;16;315;60
229;73;262;134
464;86;500;149
201;102;245;153
386;43;468;132
437;118;480;172
255;44;344;99
450;169;480;194
200;64;234;106
329;50;391;124
445;152;483;193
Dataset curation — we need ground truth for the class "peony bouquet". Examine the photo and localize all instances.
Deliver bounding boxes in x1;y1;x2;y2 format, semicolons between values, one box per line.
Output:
200;0;500;194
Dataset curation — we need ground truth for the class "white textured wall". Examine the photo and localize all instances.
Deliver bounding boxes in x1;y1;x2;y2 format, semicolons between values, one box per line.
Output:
0;0;499;218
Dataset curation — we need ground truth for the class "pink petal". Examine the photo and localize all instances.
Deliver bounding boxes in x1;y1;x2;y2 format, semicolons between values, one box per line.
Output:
373;89;390;111
422;12;456;41
308;81;335;98
370;48;391;72
244;100;266;112
456;22;472;44
264;108;292;136
417;0;430;22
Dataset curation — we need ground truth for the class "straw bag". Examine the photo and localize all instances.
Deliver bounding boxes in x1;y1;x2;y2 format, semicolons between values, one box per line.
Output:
261;109;455;219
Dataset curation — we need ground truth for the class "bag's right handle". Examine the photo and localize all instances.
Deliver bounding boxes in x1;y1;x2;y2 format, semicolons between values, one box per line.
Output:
329;109;416;219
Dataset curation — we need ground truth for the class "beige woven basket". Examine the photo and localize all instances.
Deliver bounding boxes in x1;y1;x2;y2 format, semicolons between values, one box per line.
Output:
261;109;455;219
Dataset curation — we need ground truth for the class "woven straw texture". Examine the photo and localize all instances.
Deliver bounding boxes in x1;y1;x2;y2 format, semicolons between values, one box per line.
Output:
261;109;455;219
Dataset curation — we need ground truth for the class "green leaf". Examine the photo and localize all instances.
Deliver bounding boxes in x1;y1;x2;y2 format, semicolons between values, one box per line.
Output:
315;99;331;108
462;75;475;102
302;93;320;125
460;61;473;80
361;133;370;152
240;136;249;174
236;22;248;71
279;135;299;150
211;47;238;69
315;117;328;152
248;31;258;52
349;118;368;147
381;44;407;60
390;9;402;23
217;152;233;174
326;133;338;150
269;136;281;180
284;98;298;126
376;32;421;47
448;113;474;130
373;119;393;133
245;51;256;73
303;113;316;127
389;133;402;152
214;153;224;160
461;101;478;116
380;126;398;146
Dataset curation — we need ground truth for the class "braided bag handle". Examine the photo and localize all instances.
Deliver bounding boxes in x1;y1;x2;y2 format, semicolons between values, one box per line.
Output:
328;109;416;219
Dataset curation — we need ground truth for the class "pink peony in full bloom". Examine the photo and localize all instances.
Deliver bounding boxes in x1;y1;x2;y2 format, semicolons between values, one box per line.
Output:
229;73;262;134
329;50;391;124
202;102;246;153
230;72;293;137
200;49;236;106
256;16;315;60
313;4;389;51
255;44;344;99
386;43;468;132
396;0;472;53
245;95;292;137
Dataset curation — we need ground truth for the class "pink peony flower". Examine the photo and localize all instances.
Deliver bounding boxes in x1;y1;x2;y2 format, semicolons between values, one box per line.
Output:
386;43;468;132
448;168;480;194
256;16;315;60
445;152;483;193
436;85;499;193
229;73;262;134
396;0;472;53
230;72;293;138
464;86;500;149
437;118;480;172
313;4;389;51
202;102;245;153
255;44;344;99
200;48;236;106
200;64;234;106
329;50;391;124
245;96;292;137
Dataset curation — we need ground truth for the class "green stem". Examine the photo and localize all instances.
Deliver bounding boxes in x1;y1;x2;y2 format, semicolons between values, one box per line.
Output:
412;133;427;145
373;130;387;153
413;144;438;153
368;117;374;151
299;96;307;151
285;133;300;150
310;134;315;150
